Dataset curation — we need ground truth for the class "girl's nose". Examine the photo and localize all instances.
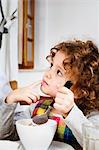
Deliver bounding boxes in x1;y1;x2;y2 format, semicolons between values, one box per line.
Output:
45;70;51;79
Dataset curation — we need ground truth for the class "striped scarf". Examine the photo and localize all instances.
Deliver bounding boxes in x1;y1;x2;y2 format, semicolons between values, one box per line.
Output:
32;96;77;144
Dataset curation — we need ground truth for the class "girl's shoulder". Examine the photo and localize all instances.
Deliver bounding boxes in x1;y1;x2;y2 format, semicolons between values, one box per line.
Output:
87;111;99;123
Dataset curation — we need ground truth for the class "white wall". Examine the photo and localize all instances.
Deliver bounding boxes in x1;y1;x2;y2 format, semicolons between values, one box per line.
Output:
46;0;99;49
18;70;44;87
0;0;99;87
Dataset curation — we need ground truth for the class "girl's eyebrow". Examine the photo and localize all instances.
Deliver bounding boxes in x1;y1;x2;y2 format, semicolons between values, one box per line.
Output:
57;65;65;73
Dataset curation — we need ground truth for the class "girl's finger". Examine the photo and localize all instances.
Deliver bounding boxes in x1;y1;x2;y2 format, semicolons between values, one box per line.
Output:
30;91;40;100
55;97;64;105
54;103;65;112
19;97;32;105
58;87;73;95
54;103;72;114
56;92;66;99
29;80;41;88
27;93;38;103
55;96;72;106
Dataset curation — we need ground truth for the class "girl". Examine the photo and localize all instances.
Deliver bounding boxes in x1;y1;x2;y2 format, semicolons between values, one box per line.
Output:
0;40;99;149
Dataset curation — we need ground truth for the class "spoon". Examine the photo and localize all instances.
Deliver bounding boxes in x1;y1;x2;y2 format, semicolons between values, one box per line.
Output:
32;105;53;125
64;80;73;89
32;80;73;125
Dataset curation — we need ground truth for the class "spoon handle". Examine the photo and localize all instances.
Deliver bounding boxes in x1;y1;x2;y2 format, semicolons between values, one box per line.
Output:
45;106;53;115
64;80;73;89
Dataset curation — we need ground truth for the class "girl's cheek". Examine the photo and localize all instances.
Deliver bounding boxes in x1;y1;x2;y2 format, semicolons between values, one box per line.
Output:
56;84;60;89
56;82;64;89
54;84;60;93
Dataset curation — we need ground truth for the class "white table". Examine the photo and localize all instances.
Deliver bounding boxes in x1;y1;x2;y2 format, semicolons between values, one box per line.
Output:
0;140;75;150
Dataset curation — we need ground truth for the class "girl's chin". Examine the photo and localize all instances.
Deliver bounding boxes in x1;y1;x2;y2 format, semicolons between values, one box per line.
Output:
40;86;49;95
40;86;53;97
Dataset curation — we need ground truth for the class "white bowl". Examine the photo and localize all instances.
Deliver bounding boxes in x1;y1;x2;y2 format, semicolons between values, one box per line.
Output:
16;119;57;150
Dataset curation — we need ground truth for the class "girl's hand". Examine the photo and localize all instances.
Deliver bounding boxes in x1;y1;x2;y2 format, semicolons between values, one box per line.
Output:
54;86;74;115
6;81;41;104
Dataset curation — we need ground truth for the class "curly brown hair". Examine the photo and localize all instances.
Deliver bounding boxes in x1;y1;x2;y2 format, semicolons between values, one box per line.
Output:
46;40;99;115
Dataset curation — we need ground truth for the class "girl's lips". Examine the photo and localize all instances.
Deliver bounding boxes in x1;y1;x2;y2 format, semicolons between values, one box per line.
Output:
41;80;48;86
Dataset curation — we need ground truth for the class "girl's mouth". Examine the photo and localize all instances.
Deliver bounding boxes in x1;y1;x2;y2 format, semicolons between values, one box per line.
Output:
41;80;48;87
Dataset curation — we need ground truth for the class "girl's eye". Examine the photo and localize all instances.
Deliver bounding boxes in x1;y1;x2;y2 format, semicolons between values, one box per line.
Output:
57;70;63;76
50;63;53;68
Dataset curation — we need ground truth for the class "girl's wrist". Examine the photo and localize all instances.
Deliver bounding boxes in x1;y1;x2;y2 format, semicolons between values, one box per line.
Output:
62;105;74;119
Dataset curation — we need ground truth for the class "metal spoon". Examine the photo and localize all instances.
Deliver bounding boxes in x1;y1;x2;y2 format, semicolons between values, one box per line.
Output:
32;105;53;125
32;80;73;125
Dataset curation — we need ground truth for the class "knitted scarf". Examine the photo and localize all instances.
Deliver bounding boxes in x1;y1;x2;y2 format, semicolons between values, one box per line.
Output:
32;96;77;144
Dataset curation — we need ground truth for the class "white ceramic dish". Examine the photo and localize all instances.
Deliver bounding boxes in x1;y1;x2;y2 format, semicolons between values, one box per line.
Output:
16;119;57;150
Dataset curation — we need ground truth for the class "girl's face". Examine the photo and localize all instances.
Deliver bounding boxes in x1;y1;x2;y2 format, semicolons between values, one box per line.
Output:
41;51;71;97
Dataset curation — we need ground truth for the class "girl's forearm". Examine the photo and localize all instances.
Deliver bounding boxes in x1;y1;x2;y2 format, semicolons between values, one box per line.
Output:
0;101;18;140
